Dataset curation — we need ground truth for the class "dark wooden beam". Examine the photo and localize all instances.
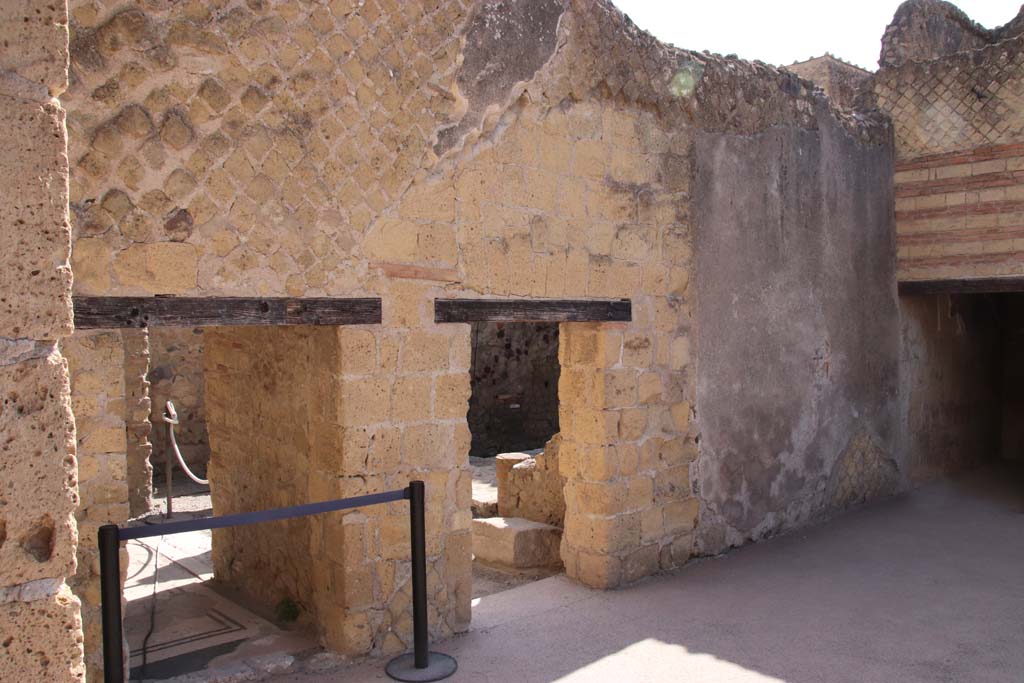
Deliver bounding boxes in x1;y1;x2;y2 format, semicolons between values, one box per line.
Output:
898;278;1024;296
434;298;631;323
73;296;382;329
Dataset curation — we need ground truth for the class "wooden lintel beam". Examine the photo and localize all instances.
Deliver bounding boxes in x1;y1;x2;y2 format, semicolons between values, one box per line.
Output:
434;298;631;323
898;278;1024;296
73;296;382;329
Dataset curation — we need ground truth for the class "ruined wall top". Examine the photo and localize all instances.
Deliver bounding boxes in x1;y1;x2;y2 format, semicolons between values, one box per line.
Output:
555;1;888;142
879;0;1024;68
64;0;891;299
786;55;874;109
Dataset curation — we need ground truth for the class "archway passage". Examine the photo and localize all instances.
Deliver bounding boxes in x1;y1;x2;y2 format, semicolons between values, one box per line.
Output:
901;288;1024;480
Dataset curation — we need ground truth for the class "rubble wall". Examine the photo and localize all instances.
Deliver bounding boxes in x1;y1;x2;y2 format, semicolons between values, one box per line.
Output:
0;0;85;680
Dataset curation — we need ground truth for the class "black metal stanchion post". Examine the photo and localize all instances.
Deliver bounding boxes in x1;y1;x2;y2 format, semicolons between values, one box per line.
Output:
410;479;430;669
99;524;125;683
385;481;458;682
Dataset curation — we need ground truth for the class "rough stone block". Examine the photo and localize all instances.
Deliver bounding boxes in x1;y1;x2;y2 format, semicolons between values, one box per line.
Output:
399;331;450;373
496;438;566;526
495;452;530;494
112;242;199;294
0;354;78;584
0;1;69;96
472;517;562;569
0;585;85;683
0;99;72;340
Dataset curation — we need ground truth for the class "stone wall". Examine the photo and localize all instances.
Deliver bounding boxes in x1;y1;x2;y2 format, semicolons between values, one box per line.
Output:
149;326;208;472
205;327;333;639
56;0;896;664
874;3;1024;282
468;322;559;456
205;323;473;654
123;328;153;515
0;0;85;680
691;103;899;553
62;330;129;680
498;434;565;526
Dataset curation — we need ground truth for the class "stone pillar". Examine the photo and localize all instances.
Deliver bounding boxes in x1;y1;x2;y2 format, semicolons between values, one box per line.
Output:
123;328;153;516
558;321;698;589
63;329;130;681
0;1;86;680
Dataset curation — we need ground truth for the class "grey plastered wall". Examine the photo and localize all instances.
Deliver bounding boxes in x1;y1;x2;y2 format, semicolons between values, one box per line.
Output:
691;104;900;554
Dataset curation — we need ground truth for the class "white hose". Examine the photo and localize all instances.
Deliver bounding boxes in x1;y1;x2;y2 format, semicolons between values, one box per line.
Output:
162;400;209;486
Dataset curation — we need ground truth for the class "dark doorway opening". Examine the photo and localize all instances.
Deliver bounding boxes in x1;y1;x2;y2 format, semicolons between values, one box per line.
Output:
467;322;560;457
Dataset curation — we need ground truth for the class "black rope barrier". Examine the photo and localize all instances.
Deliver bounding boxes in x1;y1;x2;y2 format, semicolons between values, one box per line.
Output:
99;481;457;682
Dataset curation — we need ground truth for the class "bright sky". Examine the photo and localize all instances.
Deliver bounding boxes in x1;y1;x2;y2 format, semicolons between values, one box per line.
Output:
609;0;1022;71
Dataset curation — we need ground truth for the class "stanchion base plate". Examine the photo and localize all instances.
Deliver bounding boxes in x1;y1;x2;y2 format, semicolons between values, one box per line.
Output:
385;652;458;682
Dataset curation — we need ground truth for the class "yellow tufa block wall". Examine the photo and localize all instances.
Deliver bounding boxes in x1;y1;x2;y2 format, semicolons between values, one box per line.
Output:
204;322;473;655
62;330;130;680
0;0;85;680
57;0;888;669
875;33;1024;281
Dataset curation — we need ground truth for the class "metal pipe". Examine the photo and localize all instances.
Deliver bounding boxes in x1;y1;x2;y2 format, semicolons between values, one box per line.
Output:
408;480;429;669
99;524;124;683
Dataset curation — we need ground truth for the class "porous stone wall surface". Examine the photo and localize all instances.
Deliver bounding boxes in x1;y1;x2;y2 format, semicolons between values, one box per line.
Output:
58;0;895;663
898;294;1002;479
874;3;1024;281
0;0;85;680
123;327;153;515
468;322;559;456
205;327;334;642
63;329;129;680
691;104;898;553
205;324;473;655
148;326;209;473
786;55;873;108
498;434;565;527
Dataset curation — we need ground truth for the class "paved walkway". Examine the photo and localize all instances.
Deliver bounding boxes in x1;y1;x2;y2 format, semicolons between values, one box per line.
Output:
276;466;1024;683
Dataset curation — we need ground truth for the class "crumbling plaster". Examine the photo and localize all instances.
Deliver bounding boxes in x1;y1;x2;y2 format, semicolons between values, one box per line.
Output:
691;103;899;553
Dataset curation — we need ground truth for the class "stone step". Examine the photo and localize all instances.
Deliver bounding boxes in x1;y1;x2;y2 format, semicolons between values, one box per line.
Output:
472;517;563;570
